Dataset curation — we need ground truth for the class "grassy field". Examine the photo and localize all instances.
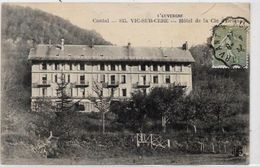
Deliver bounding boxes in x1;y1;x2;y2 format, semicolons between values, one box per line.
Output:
1;111;249;165
1;132;248;165
3;153;247;165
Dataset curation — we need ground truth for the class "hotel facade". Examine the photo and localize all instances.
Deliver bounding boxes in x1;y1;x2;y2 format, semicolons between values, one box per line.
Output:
28;40;195;112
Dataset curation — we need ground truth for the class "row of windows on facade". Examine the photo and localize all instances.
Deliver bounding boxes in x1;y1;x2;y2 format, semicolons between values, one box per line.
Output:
41;74;172;85
41;87;128;97
40;63;184;72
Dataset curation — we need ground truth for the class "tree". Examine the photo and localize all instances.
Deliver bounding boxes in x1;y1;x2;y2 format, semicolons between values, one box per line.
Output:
55;73;74;112
178;92;208;133
88;81;113;134
52;73;81;137
189;44;213;68
147;86;185;133
178;96;197;133
130;91;149;132
191;77;243;133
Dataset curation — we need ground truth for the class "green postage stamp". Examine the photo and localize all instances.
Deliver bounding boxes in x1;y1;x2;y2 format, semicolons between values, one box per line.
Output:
212;17;250;68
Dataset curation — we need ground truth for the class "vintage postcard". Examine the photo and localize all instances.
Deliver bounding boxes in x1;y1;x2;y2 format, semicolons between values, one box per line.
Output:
1;2;250;165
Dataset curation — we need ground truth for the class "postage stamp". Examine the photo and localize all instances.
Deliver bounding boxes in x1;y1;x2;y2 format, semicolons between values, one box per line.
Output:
212;17;250;68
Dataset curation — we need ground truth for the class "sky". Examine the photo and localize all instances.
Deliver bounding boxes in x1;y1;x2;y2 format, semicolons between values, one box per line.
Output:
15;3;249;47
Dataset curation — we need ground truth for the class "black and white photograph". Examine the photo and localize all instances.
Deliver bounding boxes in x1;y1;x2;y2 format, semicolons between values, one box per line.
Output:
0;2;254;165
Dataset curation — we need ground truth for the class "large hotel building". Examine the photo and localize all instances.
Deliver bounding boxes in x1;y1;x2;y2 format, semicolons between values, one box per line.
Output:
28;39;194;112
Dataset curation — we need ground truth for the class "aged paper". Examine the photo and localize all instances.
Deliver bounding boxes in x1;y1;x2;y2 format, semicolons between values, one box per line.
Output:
1;2;253;165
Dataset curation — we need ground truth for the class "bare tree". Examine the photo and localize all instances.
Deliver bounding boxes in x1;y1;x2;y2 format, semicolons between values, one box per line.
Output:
55;73;74;112
88;81;113;134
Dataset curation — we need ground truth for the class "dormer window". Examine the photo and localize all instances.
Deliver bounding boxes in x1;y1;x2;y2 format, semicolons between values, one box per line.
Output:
55;63;59;70
42;63;47;70
153;65;158;71
111;64;116;71
141;64;146;71
121;64;126;71
100;64;105;71
165;64;170;71
80;63;85;70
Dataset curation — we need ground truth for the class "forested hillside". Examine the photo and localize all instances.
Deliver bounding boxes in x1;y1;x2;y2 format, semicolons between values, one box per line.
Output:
2;4;111;45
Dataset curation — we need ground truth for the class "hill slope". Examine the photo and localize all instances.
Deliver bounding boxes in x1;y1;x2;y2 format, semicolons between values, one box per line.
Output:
1;4;111;45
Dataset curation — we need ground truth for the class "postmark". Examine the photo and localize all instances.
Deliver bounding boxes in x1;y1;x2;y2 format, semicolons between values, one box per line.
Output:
211;17;250;68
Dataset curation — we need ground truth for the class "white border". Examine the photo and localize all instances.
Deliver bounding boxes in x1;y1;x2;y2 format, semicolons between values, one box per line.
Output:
0;0;259;167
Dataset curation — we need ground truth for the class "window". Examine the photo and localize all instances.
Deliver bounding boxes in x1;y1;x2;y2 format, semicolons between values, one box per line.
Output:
67;74;70;83
111;64;116;71
153;65;158;71
55;63;59;70
80;75;85;84
42;88;47;96
101;74;106;83
122;89;127;97
141;64;146;71
100;64;105;71
42;75;47;84
165;64;170;71
141;75;146;85
69;64;73;70
54;75;58;83
121;64;126;71
121;75;126;84
80;88;85;97
111;75;115;84
165;76;171;84
80;63;85;70
111;88;115;97
42;63;47;70
153;76;158;84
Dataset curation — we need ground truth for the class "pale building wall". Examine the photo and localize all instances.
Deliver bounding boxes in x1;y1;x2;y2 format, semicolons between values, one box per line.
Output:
31;61;193;111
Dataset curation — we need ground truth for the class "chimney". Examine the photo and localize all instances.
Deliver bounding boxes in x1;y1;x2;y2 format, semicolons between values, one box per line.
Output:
182;41;188;50
127;42;131;57
127;42;131;48
61;39;64;51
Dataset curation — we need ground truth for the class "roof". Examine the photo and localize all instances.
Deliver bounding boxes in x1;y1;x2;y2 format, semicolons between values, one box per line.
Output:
28;44;195;63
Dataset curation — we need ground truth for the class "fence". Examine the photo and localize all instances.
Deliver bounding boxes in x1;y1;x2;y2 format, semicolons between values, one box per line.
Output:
136;133;170;149
136;133;249;156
